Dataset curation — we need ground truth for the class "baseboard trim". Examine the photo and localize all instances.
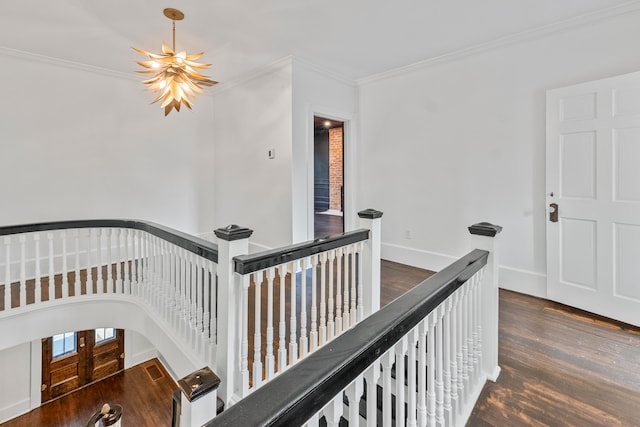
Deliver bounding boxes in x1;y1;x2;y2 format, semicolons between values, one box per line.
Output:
499;266;547;299
381;242;457;272
0;398;30;424
382;242;548;298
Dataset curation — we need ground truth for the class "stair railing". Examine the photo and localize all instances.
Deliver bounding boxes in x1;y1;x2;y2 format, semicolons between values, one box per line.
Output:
206;222;502;427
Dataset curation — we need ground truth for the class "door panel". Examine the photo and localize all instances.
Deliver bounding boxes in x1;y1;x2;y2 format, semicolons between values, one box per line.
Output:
90;329;124;381
42;329;124;403
547;71;640;327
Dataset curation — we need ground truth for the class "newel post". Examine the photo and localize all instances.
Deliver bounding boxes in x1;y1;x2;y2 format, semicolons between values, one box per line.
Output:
178;367;221;426
214;225;253;406
358;209;383;315
468;222;502;382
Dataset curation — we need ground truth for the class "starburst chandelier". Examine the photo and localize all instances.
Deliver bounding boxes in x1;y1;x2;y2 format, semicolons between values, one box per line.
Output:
133;8;217;116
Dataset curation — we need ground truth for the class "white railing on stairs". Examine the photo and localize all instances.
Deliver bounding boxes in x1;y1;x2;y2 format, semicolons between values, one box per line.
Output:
0;220;219;368
205;222;502;427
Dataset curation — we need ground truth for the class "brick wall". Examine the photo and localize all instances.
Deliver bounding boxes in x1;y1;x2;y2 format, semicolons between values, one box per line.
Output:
329;127;343;211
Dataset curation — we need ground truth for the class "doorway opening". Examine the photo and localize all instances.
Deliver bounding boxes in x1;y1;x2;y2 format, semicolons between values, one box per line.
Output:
41;328;124;403
314;115;344;238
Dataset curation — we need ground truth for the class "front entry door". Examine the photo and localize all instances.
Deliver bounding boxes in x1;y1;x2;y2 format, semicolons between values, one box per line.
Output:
546;71;640;327
42;328;124;402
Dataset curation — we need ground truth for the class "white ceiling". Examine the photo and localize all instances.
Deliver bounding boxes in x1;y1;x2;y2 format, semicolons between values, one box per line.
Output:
2;0;637;83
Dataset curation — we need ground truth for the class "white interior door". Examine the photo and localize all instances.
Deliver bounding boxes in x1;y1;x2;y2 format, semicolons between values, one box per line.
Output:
546;71;640;327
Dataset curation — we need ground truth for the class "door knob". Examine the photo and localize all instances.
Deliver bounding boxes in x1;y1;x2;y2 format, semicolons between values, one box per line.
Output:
549;203;558;223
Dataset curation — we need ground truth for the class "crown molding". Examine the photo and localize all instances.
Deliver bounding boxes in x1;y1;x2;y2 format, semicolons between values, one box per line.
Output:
291;56;356;87
0;46;138;82
209;56;294;95
358;0;640;86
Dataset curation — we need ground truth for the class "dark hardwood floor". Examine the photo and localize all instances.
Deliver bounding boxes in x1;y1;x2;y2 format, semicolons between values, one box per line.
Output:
1;359;176;427
314;212;343;238
468;289;640;427
3;260;640;426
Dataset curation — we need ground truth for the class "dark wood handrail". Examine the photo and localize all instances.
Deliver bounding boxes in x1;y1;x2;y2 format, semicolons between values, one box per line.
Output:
207;249;489;426
0;219;219;263
233;229;370;275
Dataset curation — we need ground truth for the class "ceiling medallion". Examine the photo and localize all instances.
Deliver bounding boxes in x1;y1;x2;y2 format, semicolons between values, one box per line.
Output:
133;8;217;116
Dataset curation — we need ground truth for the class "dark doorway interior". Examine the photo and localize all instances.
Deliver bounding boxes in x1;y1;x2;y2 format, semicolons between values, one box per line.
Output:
314;116;344;238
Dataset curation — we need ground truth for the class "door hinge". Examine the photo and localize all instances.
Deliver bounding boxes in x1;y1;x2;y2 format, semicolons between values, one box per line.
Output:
120;352;125;360
41;384;47;392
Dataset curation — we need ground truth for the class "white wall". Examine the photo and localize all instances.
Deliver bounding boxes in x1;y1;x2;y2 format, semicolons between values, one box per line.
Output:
211;59;293;249
0;343;30;423
0;49;215;237
358;11;640;297
291;59;358;242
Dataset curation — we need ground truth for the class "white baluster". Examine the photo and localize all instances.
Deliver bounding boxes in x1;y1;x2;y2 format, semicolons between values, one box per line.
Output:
277;264;287;372
350;244;357;327
132;230;140;295
209;260;217;343
60;232;68;299
327;250;335;341
289;261;298;366
106;229;113;293
436;307;445;426
47;232;54;301
464;282;472;402
265;267;275;380
343;246;350;332
196;254;204;344
253;271;263;388
322;394;343;427
3;236;11;311
73;230;80;297
310;254;318;351
365;360;381;426
241;274;250;396
34;233;41;304
190;252;197;347
124;229;132;295
474;272;484;386
396;336;408;426
319;252;327;345
443;296;454;425
202;254;210;343
300;257;308;359
427;312;436;426
457;286;465;413
381;350;394;427
116;229;124;294
450;291;459;423
335;247;343;336
179;248;187;339
346;374;364;425
19;235;26;307
96;229;104;294
356;242;364;321
418;320;427;426
407;329;418;427
86;230;94;295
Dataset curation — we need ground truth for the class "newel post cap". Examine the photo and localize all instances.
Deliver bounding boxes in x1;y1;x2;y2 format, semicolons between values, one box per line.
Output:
214;224;253;241
468;222;503;237
358;209;384;219
177;366;221;402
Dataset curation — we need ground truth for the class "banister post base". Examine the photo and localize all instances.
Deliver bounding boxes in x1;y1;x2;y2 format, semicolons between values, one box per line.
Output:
214;225;252;406
468;222;502;382
358;209;383;316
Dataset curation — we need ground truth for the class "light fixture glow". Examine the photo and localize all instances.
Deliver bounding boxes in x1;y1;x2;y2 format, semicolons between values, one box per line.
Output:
324;121;331;128
133;8;217;116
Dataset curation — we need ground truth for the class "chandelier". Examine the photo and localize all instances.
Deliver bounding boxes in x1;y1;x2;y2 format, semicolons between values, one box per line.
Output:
133;8;217;116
